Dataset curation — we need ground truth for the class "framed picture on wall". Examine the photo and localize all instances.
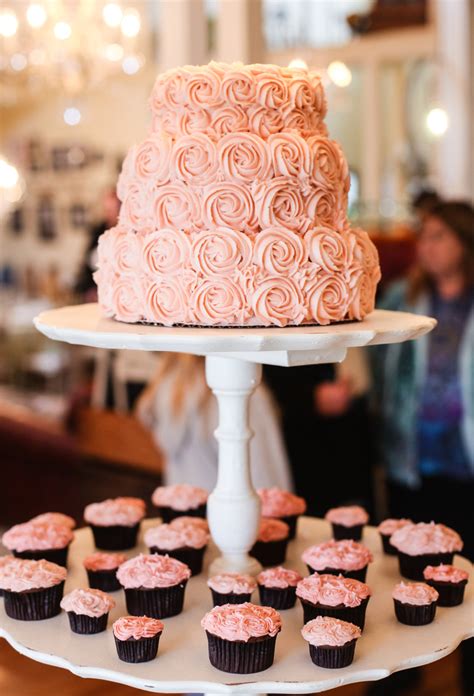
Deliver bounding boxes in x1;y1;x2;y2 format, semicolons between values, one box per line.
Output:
9;206;24;235
37;195;57;241
70;203;88;229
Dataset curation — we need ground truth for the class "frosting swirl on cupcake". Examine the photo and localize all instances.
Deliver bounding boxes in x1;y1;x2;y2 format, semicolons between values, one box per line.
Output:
2;522;73;552
301;616;361;647
302;540;373;571
390;522;463;556
83;552;128;572
116;553;191;589
0;558;66;592
144;522;209;550
257;487;306;517
296;573;371;607
325;506;369;528
257;566;302;589
113;615;164;641
151;484;208;511
169;516;209;533
61;588;115;617
208;573;257;595
423;564;469;584
84;497;145;528
29;513;76;530
392;581;439;606
257;518;289;542
201;602;281;641
378;518;412;536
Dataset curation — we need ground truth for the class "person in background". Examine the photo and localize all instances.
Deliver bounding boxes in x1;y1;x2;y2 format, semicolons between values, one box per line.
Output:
137;353;292;492
411;187;441;226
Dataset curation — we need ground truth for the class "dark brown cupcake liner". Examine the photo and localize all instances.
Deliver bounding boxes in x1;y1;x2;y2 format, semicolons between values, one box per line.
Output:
277;514;299;540
258;585;297;610
397;551;454;581
13;546;69;567
115;634;161;663
306;565;368;583
206;631;278;673
90;523;140;551
301;596;369;630
308;639;357;668
331;524;364;541
124;581;187;619
87;568;122;592
250;538;288;567
158;503;207;523
4;581;64;621
67;611;109;634
210;589;252;606
425;579;467;607
380;533;398;555
393;599;437;625
149;545;205;576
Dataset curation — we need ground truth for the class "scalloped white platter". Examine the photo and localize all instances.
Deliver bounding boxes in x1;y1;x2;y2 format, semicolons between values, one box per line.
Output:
1;517;472;694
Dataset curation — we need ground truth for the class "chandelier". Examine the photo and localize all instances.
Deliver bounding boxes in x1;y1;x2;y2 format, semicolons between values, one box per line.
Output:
0;1;148;104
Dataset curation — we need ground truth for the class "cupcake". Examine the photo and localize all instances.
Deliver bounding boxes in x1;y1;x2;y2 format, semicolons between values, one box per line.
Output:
423;564;469;607
325;506;369;541
169;516;209;533
0;556;21;598
390;522;463;580
377;518;412;555
144;519;209;576
296;573;371;630
151;484;208;522
29;512;76;529
250;519;290;567
392;581;439;625
201;602;282;674
61;588;115;634
83;552;128;592
208;573;257;606
113;616;164;663
301;616;361;669
117;553;191;619
2;521;74;567
0;558;66;620
84;497;145;550
257;488;306;540
257;567;302;610
302;540;373;582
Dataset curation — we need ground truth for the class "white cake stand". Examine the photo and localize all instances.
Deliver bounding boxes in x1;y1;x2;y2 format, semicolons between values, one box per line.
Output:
0;518;472;695
34;303;436;577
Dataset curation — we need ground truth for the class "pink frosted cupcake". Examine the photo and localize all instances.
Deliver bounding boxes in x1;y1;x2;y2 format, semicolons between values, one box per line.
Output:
325;506;369;541
84;497;146;550
61;588;115;634
257;567;302;610
250;518;290;567
201;602;282;673
113;616;164;663
390;522;463;580
392;581;439;625
423;564;469;607
29;512;76;529
144;519;209;575
151;484;208;522
208;573;257;606
83;552;128;592
2;521;74;567
301;616;361;669
258;488;306;539
296;573;371;629
0;556;22;597
169;516;209;533
0;558;66;620
302;540;373;582
117;553;191;619
377;518;412;555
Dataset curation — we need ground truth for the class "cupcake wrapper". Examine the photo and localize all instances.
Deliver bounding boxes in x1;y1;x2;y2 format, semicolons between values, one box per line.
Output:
397;551;454;581
115;635;160;663
210;589;252;606
124;581;187;619
278;515;299;540
67;611;108;634
306;565;368;583
87;568;122;593
206;631;277;674
250;539;288;567
90;523;140;551
426;579;467;607
4;581;64;621
149;545;205;576
380;534;398;555
258;585;297;610
301;597;369;630
13;546;69;568
393;599;437;625
308;640;356;669
331;524;363;542
158;503;207;523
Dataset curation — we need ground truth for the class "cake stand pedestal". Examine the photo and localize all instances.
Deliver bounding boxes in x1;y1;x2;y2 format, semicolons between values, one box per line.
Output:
34;303;436;576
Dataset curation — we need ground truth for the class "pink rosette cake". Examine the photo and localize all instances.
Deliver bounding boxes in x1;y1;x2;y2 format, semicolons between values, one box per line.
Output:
201;601;282;673
29;512;76;530
2;521;74;567
208;572;257;606
377;518;412;555
84;497;146;551
151;483;208;522
250;518;290;567
325;505;369;541
258;487;306;539
144;521;210;575
61;588;115;634
94;61;380;328
83;551;128;593
423;564;470;607
113;616;164;663
302;540;373;582
296;572;371;629
0;558;67;621
116;553;191;619
390;522;463;581
257;566;302;610
301;616;361;669
392;581;439;625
